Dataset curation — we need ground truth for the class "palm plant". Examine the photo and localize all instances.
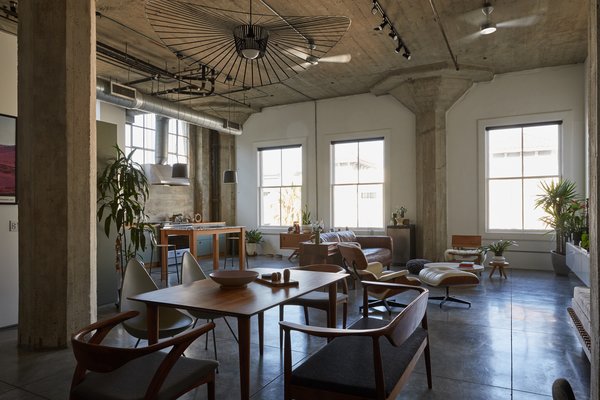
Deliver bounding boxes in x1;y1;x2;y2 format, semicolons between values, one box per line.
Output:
534;179;578;255
480;240;518;257
97;145;154;282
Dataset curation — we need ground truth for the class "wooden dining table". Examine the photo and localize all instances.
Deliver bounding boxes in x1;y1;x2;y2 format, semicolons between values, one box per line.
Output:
129;267;348;400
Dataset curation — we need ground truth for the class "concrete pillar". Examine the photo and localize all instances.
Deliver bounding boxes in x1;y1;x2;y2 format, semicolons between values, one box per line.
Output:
17;0;96;349
588;0;600;397
389;76;473;260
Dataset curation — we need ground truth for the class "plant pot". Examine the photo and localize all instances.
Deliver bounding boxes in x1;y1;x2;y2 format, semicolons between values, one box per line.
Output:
246;243;258;256
550;250;570;276
302;225;312;233
492;255;506;262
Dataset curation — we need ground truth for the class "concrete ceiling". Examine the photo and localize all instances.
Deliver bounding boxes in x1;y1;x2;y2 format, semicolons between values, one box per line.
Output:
1;0;588;125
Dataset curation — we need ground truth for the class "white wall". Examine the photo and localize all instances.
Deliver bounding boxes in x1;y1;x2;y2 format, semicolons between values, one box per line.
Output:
447;64;586;270
0;31;18;327
237;93;415;255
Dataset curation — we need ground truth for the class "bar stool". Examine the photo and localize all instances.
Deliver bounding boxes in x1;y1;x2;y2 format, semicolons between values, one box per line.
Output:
149;234;180;284
223;233;249;269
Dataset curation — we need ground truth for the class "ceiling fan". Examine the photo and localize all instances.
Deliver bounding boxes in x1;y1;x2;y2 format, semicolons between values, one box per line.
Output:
145;0;351;88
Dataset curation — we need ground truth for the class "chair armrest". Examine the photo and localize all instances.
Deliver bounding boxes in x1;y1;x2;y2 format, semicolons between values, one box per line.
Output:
356;235;392;249
378;270;408;282
361;281;427;294
279;320;383;339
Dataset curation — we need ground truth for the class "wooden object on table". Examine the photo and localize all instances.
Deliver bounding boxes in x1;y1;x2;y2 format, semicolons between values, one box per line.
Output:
489;260;510;278
280;232;313;261
159;224;246;284
129;268;348;400
255;276;299;287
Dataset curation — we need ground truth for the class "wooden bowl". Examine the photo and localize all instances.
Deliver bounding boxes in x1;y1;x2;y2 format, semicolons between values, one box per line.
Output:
209;270;259;288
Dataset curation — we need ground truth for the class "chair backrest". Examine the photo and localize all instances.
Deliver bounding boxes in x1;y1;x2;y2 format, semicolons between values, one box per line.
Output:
295;264;348;293
338;242;369;272
181;251;207;284
451;235;481;249
383;286;429;347
120;258;158;315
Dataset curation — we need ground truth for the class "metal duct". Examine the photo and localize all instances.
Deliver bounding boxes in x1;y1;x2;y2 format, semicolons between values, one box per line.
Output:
96;77;242;135
155;115;169;165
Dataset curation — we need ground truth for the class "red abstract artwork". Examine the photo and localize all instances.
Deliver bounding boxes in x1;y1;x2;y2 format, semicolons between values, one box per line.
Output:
0;144;15;196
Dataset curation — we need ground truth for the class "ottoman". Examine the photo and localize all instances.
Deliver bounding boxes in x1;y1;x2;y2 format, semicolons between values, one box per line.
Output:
419;266;480;308
406;259;432;275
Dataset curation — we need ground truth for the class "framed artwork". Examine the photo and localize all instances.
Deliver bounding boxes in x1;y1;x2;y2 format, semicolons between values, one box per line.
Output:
0;114;16;204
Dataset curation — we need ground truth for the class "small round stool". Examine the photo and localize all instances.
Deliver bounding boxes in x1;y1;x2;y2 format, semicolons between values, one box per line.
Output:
223;234;249;269
406;259;432;275
488;260;509;279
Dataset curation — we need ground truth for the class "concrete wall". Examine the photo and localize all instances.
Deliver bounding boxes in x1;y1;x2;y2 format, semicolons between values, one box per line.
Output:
0;31;18;327
447;64;586;270
237;93;416;255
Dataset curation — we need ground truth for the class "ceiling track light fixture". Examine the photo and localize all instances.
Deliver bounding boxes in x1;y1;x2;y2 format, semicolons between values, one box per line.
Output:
480;1;497;35
371;0;411;60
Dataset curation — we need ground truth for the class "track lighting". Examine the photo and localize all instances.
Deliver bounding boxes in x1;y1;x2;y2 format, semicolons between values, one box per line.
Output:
480;21;496;35
370;1;411;60
374;19;388;31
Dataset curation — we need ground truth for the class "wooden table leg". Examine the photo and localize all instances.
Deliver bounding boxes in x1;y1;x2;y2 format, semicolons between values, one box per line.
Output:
213;233;219;270
239;228;246;270
328;281;337;328
258;311;264;355
237;316;251;400
147;303;159;345
160;230;168;285
489;266;496;278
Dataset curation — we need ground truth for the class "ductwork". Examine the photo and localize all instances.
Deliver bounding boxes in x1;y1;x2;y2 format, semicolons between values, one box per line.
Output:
142;164;190;186
96;77;242;135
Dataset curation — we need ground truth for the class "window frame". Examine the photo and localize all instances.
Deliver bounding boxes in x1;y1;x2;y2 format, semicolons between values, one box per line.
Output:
478;112;573;238
330;136;386;230
257;143;304;229
125;113;156;165
167;119;189;165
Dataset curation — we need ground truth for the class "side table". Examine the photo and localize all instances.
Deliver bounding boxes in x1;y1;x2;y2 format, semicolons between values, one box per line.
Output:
489;260;510;279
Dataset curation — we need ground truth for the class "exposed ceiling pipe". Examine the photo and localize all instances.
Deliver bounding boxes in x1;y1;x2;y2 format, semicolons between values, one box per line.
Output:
96;77;242;135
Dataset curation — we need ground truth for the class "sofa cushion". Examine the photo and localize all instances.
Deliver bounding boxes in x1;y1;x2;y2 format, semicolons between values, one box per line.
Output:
363;247;392;266
337;231;357;242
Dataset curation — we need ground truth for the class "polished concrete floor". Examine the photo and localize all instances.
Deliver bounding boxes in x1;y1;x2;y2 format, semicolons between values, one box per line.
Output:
0;255;591;399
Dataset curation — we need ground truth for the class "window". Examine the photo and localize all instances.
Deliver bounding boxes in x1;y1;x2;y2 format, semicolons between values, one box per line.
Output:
486;121;561;231
167;119;189;165
125;114;156;165
258;145;302;227
331;138;384;229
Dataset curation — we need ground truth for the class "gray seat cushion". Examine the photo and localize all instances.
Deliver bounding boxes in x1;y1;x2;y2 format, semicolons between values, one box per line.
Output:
406;259;432;275
290;318;427;398
71;351;218;400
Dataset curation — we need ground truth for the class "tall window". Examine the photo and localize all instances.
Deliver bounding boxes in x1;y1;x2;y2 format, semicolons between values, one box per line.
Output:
486;121;561;231
125;114;155;165
331;138;384;229
167;119;189;165
259;145;302;227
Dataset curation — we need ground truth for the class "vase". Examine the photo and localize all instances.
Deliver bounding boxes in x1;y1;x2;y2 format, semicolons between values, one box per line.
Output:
314;231;321;244
392;213;399;226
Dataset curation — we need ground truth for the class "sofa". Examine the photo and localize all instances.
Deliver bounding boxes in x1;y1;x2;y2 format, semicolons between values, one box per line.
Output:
298;230;392;269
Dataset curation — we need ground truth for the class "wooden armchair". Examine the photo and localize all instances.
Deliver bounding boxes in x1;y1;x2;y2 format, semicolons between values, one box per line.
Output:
70;311;219;400
444;235;483;264
280;282;431;400
338;243;420;313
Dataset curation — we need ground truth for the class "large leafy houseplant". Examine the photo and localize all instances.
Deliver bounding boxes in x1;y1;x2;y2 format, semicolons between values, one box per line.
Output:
480;240;518;257
97;146;154;282
534;179;577;255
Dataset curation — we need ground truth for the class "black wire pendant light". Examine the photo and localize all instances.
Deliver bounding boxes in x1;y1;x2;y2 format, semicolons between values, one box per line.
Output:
145;0;351;88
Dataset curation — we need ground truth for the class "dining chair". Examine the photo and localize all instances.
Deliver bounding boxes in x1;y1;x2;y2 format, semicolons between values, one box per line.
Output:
70;310;218;400
338;242;420;313
280;282;431;399
120;258;193;347
148;231;180;284
181;251;239;363
278;264;348;347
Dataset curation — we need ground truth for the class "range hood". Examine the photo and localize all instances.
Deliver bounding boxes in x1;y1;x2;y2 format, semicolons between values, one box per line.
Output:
143;164;190;186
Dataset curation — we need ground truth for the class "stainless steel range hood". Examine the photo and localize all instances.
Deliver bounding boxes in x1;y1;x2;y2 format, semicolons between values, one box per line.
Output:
143;164;190;186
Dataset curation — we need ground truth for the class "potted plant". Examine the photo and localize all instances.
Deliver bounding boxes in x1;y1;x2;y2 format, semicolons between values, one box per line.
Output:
480;240;518;262
97;145;154;300
246;229;263;256
565;199;587;245
534;179;578;276
301;204;312;233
